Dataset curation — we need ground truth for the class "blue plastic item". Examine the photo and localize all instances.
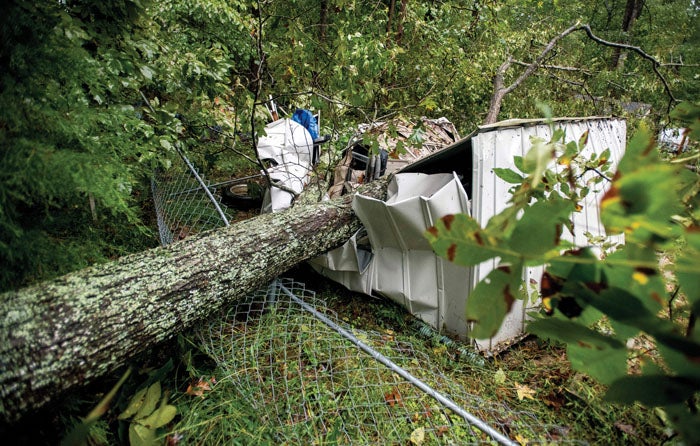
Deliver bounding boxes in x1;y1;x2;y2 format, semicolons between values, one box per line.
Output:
292;109;319;140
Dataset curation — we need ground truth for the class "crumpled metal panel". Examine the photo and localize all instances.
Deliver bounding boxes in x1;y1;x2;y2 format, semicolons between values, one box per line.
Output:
311;173;472;332
314;117;626;354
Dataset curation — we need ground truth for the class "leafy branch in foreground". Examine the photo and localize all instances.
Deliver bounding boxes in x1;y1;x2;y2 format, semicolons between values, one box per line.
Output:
426;102;700;442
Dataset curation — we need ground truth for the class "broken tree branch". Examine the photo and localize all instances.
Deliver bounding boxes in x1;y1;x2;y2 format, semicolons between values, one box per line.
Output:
485;22;678;124
512;60;592;75
577;24;676;105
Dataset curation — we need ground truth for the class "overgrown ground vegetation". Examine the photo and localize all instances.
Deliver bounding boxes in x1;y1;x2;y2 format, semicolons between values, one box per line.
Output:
49;272;674;445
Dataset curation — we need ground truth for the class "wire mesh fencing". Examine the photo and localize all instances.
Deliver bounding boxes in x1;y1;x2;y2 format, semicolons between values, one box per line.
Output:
197;278;576;445
151;152;232;246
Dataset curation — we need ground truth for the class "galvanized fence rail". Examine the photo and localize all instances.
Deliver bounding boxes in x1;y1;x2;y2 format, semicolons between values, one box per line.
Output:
151;149;232;246
152;153;578;445
197;278;576;445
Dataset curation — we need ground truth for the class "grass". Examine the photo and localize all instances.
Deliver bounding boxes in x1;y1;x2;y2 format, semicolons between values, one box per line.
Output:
37;269;672;446
156;270;670;445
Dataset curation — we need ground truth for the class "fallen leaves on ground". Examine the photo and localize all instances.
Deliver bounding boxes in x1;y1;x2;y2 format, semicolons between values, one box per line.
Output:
614;421;638;437
514;383;536;401
186;377;215;398
384;388;404;407
409;427;425;445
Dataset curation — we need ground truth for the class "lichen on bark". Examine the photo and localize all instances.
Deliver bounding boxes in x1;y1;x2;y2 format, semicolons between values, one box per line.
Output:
0;178;389;423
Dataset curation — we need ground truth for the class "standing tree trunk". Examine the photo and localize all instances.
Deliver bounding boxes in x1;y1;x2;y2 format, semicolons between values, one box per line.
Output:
396;0;408;46
0;179;389;424
610;0;645;70
319;0;328;43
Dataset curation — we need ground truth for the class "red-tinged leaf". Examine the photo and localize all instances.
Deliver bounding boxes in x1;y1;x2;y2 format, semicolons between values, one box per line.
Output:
578;130;589;148
442;214;455;230
424;213;504;267
504;285;515;312
466;262;523;339
447;244;457;261
540;272;563;298
384;389;403;407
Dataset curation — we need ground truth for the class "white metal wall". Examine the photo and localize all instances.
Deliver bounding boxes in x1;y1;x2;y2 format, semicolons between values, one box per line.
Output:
469;118;626;352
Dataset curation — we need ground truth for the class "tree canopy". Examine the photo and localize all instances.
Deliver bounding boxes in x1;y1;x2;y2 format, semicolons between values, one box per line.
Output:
1;0;698;289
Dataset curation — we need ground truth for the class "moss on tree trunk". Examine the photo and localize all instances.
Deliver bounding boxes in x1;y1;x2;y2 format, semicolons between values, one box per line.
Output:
0;179;388;423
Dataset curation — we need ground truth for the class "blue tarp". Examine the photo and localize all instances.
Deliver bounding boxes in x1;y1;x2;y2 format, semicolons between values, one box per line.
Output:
292;109;319;140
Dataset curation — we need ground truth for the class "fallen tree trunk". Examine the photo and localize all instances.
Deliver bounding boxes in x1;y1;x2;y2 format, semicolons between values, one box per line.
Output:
0;179;388;423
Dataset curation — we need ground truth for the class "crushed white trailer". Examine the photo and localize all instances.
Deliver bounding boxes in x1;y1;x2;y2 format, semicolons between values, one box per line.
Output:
313;117;626;353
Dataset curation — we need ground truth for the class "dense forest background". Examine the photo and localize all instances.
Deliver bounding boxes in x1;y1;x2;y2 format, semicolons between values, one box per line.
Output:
1;0;698;291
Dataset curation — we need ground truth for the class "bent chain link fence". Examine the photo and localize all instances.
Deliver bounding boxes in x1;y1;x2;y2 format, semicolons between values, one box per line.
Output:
153;152;576;445
196;278;576;445
151;148;232;246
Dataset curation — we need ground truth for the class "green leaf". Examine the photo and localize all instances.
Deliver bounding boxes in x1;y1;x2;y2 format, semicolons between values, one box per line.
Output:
616;125;658;175
586;288;660;328
135;382;161;419
657;342;700;379
425;214;507;267
560;141;578;166
467;262;523;339
493;168;524;184
508;199;574;257
568;341;628;385
602;248;666;314
577;130;589;149
677;239;700;320
528;318;627;384
523;136;555;187
138;404;177;429
128;423;157;446
119;386;148;420
139;65;154;81
528;317;623;349
513;156;525;173
601;164;683;241
608;319;640;342
606;375;700;406
663;405;700;445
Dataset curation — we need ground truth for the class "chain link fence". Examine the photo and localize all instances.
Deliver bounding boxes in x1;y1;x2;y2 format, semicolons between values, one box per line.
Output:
151;150;233;246
196;278;575;445
153;150;578;445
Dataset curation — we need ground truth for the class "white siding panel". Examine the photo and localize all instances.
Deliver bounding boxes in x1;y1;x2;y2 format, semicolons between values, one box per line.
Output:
313;117;626;355
470;118;626;352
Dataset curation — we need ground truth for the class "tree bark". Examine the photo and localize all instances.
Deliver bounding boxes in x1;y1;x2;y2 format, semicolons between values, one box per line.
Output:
0;179;389;423
484;22;675;124
319;0;328;43
610;0;645;70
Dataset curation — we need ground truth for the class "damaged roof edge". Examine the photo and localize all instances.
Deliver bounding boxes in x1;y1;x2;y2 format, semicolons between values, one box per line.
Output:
476;115;622;131
401;116;625;176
